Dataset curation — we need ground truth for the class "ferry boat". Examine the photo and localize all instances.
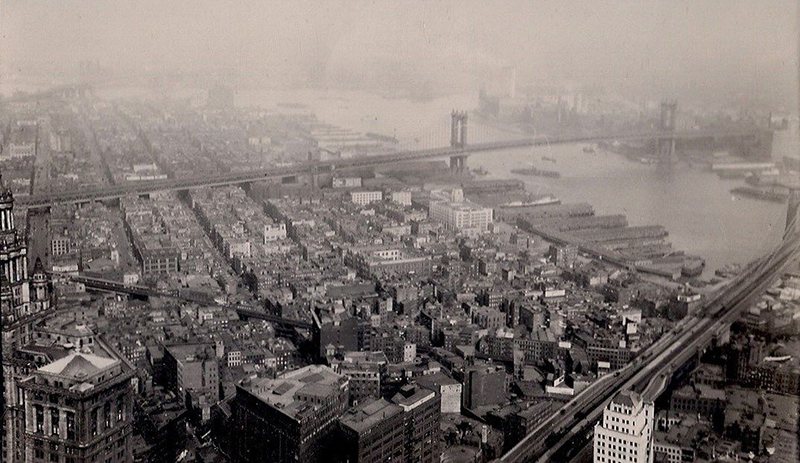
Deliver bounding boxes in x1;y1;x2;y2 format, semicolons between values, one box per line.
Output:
502;195;561;207
730;187;788;203
510;165;561;178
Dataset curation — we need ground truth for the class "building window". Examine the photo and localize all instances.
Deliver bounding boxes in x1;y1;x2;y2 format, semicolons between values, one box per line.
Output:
91;408;99;437
104;402;111;429
66;412;75;440
116;397;125;422
51;409;60;436
35;405;45;434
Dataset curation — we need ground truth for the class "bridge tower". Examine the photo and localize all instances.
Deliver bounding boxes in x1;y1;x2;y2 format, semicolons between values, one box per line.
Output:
787;187;800;234
657;101;677;162
450;111;469;174
451;110;468;148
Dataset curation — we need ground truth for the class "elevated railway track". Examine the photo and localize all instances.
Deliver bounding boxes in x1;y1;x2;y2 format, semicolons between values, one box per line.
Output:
500;219;799;462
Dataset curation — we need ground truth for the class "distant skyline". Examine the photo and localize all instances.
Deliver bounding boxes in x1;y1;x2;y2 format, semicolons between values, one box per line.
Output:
1;0;798;111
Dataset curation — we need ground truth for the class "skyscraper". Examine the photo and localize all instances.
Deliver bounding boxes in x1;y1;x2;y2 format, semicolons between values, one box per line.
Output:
2;173;53;463
18;348;136;463
593;390;654;463
2;172;34;347
390;384;441;463
230;365;350;463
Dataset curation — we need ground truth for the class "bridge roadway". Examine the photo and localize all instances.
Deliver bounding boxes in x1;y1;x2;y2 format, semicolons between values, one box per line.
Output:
17;128;765;208
70;274;313;330
499;229;799;463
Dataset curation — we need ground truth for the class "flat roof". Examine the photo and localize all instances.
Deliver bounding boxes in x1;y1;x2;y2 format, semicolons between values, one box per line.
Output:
240;365;346;419
340;398;402;434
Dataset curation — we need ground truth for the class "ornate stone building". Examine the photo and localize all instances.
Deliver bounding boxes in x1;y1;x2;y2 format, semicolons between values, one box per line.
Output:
2;173;53;462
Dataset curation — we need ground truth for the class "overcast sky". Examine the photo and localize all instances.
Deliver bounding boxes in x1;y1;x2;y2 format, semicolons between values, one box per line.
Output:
1;0;797;110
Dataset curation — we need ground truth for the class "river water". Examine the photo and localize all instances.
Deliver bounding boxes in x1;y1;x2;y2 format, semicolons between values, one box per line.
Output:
2;82;790;274
238;88;794;276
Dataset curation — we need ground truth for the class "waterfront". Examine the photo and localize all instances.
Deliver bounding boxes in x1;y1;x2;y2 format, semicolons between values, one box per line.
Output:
70;85;794;276
239;88;791;276
470;144;787;277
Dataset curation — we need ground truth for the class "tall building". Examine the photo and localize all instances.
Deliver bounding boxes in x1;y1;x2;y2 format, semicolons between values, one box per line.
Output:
2;174;53;463
18;347;136;463
463;364;508;409
593;390;654;463
390;384;441;463
230;365;350;462
162;343;219;399
2;174;33;345
338;398;406;463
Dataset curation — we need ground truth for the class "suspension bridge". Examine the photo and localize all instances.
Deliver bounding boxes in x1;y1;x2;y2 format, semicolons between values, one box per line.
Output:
14;104;777;208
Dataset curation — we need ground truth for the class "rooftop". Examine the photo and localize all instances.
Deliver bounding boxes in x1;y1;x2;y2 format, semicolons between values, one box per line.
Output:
239;365;347;419
165;343;215;363
611;390;643;410
35;352;123;392
391;384;436;410
339;398;403;434
39;352;118;377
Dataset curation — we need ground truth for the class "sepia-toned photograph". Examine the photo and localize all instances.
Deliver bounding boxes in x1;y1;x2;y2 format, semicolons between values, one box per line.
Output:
1;1;798;462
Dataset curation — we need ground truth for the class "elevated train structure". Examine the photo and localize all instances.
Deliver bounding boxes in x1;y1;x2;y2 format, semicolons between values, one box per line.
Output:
67;274;314;333
501;209;800;462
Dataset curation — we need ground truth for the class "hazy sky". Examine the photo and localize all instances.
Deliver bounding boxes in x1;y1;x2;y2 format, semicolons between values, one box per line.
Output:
1;0;798;110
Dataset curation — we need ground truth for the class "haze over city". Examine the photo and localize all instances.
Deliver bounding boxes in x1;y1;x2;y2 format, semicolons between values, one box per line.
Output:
2;1;798;110
1;2;799;463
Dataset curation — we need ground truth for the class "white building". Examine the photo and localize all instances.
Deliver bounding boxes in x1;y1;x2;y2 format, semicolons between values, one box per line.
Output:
333;177;362;188
227;239;251;259
593;390;654;463
391;190;412;206
428;188;492;235
6;140;35;159
4;124;37;160
350;190;383;206
263;222;287;242
403;342;416;363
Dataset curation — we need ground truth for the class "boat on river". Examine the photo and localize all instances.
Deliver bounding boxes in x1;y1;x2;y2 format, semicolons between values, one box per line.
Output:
511;164;561;178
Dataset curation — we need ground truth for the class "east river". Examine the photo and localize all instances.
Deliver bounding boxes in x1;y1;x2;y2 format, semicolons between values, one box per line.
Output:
31;84;787;277
238;88;796;276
